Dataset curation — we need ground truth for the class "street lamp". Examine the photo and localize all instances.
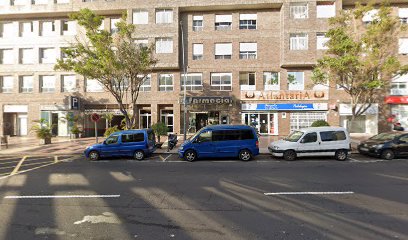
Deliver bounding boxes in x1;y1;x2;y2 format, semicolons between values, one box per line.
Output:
180;20;188;141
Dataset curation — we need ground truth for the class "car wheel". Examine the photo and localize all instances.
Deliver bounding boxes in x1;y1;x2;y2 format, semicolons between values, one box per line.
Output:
335;150;348;161
184;150;197;162
134;150;145;161
239;149;252;161
283;150;296;161
381;149;394;160
89;151;100;161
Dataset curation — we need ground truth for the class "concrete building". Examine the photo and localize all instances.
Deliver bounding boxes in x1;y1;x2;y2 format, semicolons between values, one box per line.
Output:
0;0;406;137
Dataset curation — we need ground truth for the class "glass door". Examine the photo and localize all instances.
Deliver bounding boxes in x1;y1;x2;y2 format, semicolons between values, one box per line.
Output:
139;110;151;129
259;114;268;134
161;110;174;133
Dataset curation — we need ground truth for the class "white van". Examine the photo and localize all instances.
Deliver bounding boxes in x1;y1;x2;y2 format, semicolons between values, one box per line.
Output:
268;127;351;161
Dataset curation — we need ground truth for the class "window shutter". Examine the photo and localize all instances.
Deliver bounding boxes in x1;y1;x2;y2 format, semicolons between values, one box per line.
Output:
239;14;257;20
399;8;408;18
215;43;232;55
240;43;257;52
193;16;203;21
215;15;232;22
362;9;378;22
133;10;149;24
193;44;203;55
399;38;408;54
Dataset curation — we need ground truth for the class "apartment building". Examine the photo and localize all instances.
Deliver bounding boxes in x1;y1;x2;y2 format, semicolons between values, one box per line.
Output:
0;0;407;138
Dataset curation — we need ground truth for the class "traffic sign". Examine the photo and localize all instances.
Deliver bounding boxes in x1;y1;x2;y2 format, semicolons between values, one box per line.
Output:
91;113;101;122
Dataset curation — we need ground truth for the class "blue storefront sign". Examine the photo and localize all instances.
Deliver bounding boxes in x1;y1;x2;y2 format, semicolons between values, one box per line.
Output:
242;103;328;111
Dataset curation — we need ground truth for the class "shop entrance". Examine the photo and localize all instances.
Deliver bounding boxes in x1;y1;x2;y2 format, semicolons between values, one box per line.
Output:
188;111;222;133
242;112;278;135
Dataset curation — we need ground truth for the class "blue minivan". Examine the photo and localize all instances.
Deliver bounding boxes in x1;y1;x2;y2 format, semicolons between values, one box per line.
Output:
84;129;156;161
178;125;259;161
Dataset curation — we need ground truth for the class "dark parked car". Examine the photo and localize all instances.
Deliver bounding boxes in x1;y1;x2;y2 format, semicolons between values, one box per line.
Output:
358;132;408;160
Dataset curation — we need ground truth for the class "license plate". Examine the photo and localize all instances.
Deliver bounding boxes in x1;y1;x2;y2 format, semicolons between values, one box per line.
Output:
360;147;368;151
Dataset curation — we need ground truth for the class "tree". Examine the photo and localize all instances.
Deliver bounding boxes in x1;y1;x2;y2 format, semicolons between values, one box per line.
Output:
55;9;157;129
312;2;408;124
151;122;168;143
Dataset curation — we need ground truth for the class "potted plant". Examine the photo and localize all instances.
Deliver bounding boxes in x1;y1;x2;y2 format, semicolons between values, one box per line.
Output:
151;122;168;148
31;119;53;145
61;113;83;139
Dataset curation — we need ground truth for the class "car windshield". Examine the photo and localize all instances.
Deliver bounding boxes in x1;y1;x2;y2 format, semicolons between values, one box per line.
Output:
188;130;202;141
285;131;304;142
370;132;401;141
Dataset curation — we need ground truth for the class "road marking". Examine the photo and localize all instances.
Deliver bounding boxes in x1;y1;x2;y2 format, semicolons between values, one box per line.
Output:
163;154;172;162
54;156;58;163
158;155;164;161
264;191;354;196
0;161;59;180
10;156;27;175
4;194;121;199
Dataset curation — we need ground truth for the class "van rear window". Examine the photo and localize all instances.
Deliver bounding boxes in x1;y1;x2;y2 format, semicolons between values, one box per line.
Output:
320;131;346;142
122;133;144;143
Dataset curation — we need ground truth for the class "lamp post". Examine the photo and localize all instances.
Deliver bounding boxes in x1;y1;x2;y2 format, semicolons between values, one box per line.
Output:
180;20;188;141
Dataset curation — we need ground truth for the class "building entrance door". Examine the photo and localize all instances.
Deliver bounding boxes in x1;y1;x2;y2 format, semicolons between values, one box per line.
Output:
18;115;28;136
242;112;278;135
51;113;59;136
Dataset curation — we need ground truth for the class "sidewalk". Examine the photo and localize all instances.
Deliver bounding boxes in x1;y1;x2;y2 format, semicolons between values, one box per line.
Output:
0;133;373;156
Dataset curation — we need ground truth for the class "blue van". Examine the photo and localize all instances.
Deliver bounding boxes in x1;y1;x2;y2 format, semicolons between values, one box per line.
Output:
84;129;156;161
178;125;259;161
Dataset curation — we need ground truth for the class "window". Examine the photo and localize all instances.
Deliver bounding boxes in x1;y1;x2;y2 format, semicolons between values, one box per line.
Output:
156;9;173;24
20;22;33;37
110;18;120;33
290;112;327;131
400;8;408;24
215;43;232;59
192;43;203;60
264;72;280;90
1;22;14;38
55;0;70;3
40;21;56;36
133;10;149;25
40;75;56;93
399;38;408;55
290;33;308;50
33;0;48;5
122;133;144;143
320;131;346;142
181;73;203;91
197;130;212;143
239;42;257;59
192;16;203;31
140;74;151;92
362;9;379;23
61;20;76;35
0;49;14;64
105;135;119;144
40;48;56;64
391;74;408;95
302;132;317;143
20;76;34;93
1;76;13;93
161;110;174;132
159;74;173;91
290;3;308;19
155;38;173;53
134;39;148;48
239;72;256;90
14;0;30;6
288;72;304;90
317;33;329;50
20;48;34;64
215;15;232;30
211;73;232;91
139;110;151;129
239;14;257;29
62;75;77;92
317;2;336;18
86;79;104;92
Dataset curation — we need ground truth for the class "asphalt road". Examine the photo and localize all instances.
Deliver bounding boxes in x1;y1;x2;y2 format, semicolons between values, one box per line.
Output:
0;154;407;240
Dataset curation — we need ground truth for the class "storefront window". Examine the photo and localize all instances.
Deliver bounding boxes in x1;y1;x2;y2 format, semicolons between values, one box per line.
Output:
290;112;326;131
242;113;278;135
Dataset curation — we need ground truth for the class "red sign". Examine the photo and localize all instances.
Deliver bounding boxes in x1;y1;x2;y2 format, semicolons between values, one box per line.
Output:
91;113;101;122
385;96;408;104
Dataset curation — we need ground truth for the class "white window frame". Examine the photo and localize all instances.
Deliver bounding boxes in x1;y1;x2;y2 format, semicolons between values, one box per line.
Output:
215;15;232;30
317;33;329;50
155;38;173;54
1;22;15;38
192;43;203;60
55;0;70;3
399;8;408;24
239;14;257;30
239;42;257;59
399;38;408;55
210;73;232;91
62;75;77;92
156;9;173;24
40;75;56;93
160;109;174;133
192;15;203;31
290;112;327;131
86;79;104;92
391;74;408;95
61;20;76;35
140;74;151;92
20;21;34;37
133;10;149;25
215;43;232;59
40;20;56;36
290;3;308;19
264;72;280;90
110;18;120;33
181;73;203;91
20;48;35;64
40;48;56;64
290;33;308;50
33;0;48;5
20;76;34;93
134;39;149;48
1;49;15;64
288;72;305;90
316;2;336;19
239;72;256;91
1;76;13;93
159;74;174;91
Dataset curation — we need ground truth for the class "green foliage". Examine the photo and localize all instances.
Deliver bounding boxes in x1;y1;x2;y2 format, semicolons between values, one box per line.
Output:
312;2;408;117
30;119;53;140
103;113;114;127
61;113;82;135
54;8;157;129
311;120;330;127
151;122;168;143
104;125;120;137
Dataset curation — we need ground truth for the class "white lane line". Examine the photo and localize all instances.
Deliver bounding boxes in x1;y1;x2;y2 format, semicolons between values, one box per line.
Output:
264;191;354;196
163;154;172;162
4;195;121;199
